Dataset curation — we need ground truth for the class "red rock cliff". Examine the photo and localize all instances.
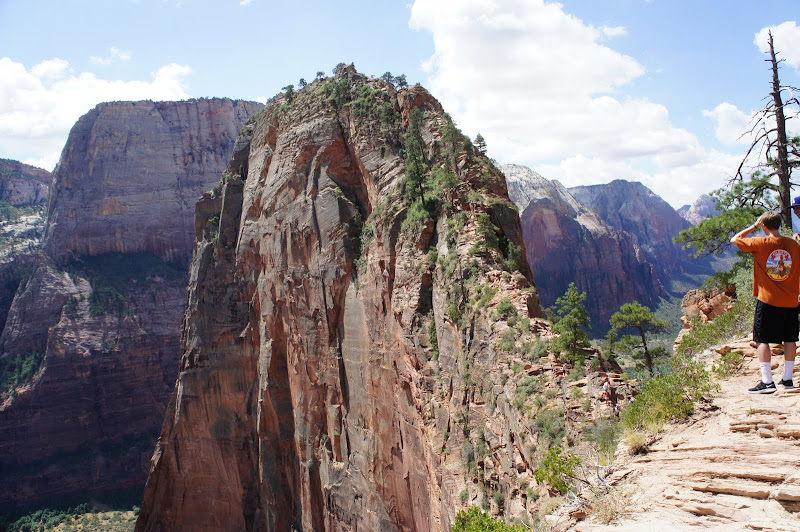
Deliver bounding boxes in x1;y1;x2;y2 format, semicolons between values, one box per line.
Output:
137;67;546;531
0;98;262;512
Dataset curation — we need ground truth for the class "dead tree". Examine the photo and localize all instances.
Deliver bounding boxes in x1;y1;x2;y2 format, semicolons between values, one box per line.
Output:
735;30;800;230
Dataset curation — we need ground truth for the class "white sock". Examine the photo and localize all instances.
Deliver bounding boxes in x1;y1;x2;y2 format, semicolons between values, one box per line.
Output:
761;362;774;384
783;360;795;382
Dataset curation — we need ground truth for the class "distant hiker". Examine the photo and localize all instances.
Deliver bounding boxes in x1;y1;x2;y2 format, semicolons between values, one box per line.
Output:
731;211;800;393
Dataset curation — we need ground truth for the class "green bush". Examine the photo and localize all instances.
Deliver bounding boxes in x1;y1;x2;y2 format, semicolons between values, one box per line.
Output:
534;407;565;445
452;505;526;532
621;354;712;432
495;298;517;320
534;446;581;494
512;376;541;409
712;350;746;379
0;350;45;395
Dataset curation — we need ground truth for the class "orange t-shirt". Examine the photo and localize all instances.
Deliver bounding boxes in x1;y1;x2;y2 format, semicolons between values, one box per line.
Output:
733;235;800;307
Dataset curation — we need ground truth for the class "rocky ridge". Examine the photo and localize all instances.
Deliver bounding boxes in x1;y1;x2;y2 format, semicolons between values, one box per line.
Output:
133;66;626;531
0;98;262;512
0;158;49;206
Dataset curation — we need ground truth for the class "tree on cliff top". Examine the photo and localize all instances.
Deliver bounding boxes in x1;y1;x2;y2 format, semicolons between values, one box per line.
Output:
675;31;799;256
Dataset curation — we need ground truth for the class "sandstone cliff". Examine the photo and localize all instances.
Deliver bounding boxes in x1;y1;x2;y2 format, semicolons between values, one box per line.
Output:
503;164;664;329
0;158;49;206
44;98;262;266
137;66;553;531
0;98;262;512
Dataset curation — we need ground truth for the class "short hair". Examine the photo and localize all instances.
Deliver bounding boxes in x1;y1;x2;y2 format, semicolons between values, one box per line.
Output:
761;211;782;231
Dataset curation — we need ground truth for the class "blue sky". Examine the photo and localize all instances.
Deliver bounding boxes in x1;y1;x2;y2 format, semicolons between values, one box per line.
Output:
1;0;798;208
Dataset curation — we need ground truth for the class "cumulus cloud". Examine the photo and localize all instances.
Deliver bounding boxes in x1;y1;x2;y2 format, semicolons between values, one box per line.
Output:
0;57;191;170
90;46;133;65
702;102;754;146
409;0;726;207
755;21;800;69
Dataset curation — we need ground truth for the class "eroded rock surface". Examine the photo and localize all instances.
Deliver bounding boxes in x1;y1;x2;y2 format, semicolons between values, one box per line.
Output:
138;67;547;531
0;98;262;512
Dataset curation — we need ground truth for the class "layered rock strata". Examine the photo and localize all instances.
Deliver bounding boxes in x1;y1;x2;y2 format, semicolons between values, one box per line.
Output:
0;99;262;511
137;66;547;531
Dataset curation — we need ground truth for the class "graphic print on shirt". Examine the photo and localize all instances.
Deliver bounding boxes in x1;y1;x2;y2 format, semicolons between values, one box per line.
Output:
767;249;792;281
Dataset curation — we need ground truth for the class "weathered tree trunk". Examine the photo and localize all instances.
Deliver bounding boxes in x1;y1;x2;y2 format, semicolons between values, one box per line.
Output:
768;31;793;230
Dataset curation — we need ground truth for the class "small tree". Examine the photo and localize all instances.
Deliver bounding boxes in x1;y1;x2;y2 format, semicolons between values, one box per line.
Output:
474;133;487;155
534;446;581;494
608;301;669;376
452;506;526;532
402;107;427;203
298;78;307;89
282;84;295;103
548;282;591;362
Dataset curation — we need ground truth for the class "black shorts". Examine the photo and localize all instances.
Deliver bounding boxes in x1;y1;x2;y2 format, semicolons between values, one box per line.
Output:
753;300;800;344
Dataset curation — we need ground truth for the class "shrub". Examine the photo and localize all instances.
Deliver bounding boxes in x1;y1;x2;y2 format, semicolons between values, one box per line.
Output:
495;298;517;320
712;350;746;379
534;407;565;445
452;506;526;532
621;354;713;433
512;376;541;409
534;446;581;494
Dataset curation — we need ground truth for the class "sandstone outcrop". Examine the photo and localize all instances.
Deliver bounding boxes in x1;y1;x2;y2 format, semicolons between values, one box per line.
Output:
0;98;262;512
0;158;49;206
503;164;664;329
44;98;262;266
137;66;548;531
678;194;717;226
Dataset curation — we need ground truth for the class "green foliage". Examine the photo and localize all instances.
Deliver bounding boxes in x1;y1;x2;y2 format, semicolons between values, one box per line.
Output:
451;506;526;532
402;107;428;204
501;242;524;273
474;213;500;251
608;301;670;376
534;407;566;446
474;133;487;155
621;354;713;432
548;283;591;362
534;446;581;495
512;375;541;409
494;298;517;320
89;285;128;317
400;198;433;235
674;175;775;257
448;303;462;324
586;418;620;463
0;350;44;395
712;350;746;379
429;316;439;359
63;296;79;319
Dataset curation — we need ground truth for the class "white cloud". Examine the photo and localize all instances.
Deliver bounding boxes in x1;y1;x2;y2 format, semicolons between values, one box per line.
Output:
0;57;191;170
600;25;627;37
240;0;254;5
755;21;800;69
90;46;133;65
702;102;754;145
409;0;723;207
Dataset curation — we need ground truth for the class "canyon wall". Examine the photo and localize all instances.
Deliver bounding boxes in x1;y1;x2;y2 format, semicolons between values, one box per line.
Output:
137;66;549;531
0;158;49;206
0;98;262;511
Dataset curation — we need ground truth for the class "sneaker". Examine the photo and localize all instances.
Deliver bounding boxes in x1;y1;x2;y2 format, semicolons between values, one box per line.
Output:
778;379;795;389
748;380;777;394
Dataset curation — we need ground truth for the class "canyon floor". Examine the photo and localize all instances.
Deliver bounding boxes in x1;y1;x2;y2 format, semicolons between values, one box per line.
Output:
573;336;800;532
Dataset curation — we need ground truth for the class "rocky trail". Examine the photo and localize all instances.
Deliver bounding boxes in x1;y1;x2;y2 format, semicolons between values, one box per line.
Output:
575;337;800;531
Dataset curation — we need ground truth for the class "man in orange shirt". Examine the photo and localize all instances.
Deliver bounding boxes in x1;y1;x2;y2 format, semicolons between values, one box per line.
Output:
731;211;800;393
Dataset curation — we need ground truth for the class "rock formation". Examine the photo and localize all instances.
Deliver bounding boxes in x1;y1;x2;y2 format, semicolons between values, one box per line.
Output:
503;164;664;329
137;66;548;531
678;193;717;225
0;158;49;206
568;179;708;284
0;98;262;512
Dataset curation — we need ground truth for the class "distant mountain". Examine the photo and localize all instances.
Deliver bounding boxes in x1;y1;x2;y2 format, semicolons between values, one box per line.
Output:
503;164;665;329
678;194;717;225
0;158;49;206
568;180;701;283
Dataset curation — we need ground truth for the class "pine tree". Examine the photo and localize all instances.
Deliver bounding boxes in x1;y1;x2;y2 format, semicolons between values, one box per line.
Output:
608;301;669;376
548;282;591;362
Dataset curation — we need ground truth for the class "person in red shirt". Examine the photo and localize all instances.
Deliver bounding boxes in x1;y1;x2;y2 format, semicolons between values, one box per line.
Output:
731;211;800;393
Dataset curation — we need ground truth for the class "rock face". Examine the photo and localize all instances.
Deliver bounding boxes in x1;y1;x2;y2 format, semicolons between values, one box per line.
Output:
503;164;664;328
0;98;262;512
137;67;546;531
568;180;700;283
44;99;262;266
678;194;717;225
0;158;50;206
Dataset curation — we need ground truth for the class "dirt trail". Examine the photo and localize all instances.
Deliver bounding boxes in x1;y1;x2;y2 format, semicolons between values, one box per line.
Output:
574;337;800;531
